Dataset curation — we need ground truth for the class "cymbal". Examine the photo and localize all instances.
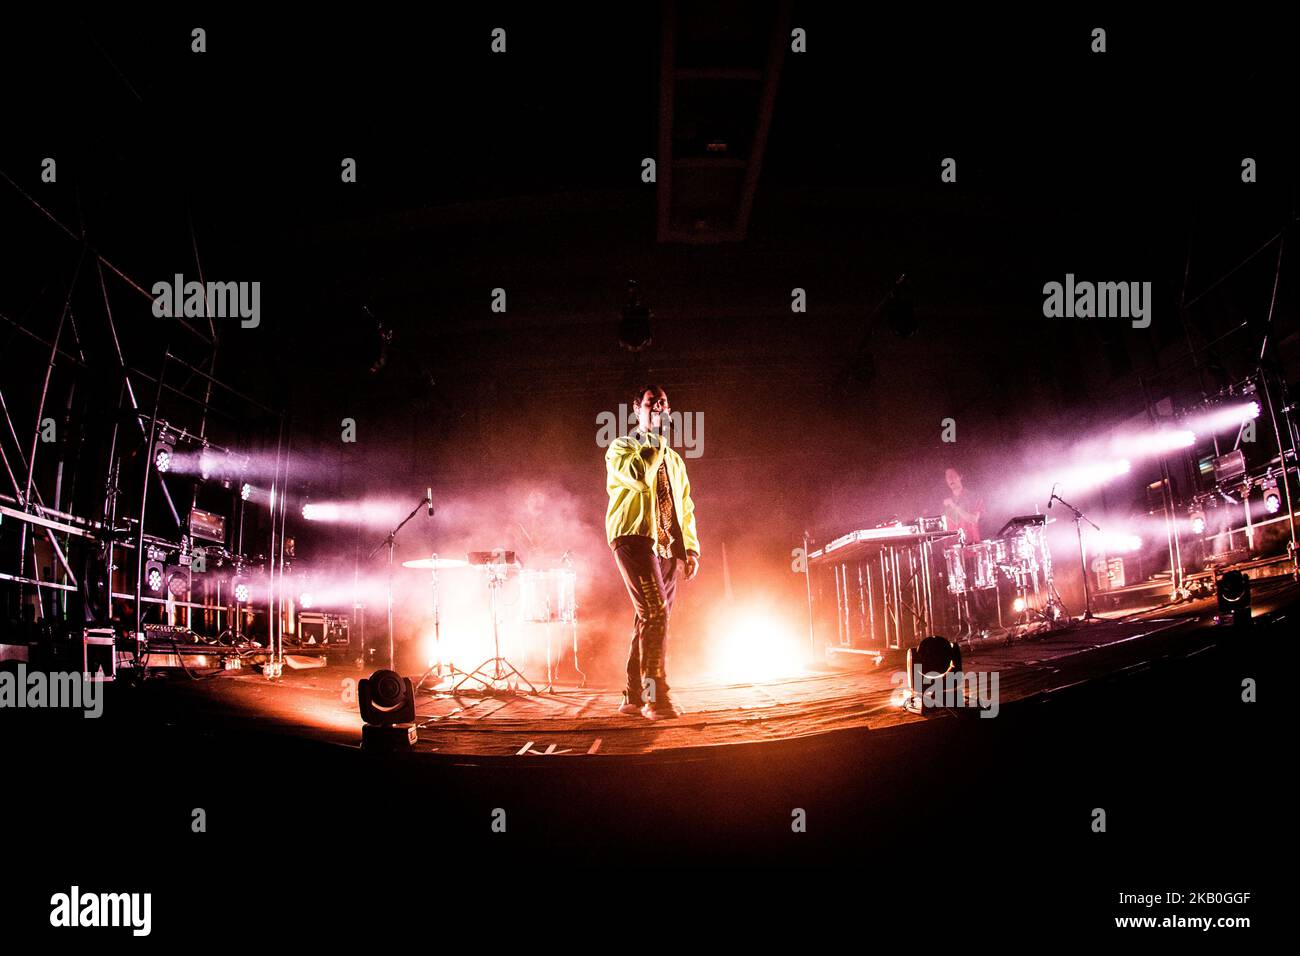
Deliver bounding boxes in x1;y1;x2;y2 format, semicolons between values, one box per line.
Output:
401;557;470;570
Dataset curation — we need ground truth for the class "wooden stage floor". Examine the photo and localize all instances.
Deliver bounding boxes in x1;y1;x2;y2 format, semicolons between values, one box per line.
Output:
138;580;1292;761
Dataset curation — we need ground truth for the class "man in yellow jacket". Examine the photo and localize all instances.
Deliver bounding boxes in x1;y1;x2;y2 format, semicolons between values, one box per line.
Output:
605;385;700;720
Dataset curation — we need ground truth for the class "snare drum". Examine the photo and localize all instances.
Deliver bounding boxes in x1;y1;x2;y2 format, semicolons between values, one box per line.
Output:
968;541;1000;590
520;568;576;624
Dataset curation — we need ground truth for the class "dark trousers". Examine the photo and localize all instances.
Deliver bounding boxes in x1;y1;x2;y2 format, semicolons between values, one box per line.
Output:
612;536;679;704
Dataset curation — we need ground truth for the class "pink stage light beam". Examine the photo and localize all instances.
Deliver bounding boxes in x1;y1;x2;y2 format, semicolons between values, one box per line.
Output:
1183;401;1260;435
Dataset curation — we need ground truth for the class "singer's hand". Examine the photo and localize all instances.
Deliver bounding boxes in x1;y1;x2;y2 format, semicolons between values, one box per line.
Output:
684;554;700;581
943;498;955;509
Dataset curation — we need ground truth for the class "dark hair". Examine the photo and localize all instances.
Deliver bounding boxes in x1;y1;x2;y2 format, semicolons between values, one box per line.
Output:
632;384;665;405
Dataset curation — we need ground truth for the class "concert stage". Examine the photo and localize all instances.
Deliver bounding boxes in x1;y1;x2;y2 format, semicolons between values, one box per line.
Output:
6;549;1282;935
111;578;1291;763
5;9;1292;934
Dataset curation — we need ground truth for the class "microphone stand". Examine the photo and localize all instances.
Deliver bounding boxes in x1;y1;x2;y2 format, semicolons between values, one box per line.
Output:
369;493;432;671
1051;492;1100;621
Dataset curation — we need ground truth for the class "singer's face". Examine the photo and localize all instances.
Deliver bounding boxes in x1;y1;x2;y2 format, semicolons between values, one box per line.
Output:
945;469;962;495
637;389;670;433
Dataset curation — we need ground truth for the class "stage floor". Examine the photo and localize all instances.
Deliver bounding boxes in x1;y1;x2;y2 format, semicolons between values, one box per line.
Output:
133;578;1294;760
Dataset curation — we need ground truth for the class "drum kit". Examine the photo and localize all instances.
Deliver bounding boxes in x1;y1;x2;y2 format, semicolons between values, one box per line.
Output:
403;549;583;697
942;514;1065;635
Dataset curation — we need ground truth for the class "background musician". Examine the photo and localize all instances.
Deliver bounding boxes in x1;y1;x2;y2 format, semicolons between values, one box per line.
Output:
943;467;984;543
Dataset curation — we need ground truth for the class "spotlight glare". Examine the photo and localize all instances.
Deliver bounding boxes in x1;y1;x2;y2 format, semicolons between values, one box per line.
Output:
1094;530;1143;554
712;609;806;682
1112;429;1196;457
1056;458;1131;493
297;499;406;526
1187;400;1261;434
301;502;342;521
1012;597;1027;613
241;482;252;501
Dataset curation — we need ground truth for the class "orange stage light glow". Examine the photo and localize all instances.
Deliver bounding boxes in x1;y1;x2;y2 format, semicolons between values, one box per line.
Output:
709;607;808;683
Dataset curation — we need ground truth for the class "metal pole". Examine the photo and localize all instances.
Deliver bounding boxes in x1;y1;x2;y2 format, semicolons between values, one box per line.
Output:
386;537;396;669
276;423;292;669
1076;517;1093;620
1259;369;1298;575
802;530;815;653
136;353;170;638
266;413;285;672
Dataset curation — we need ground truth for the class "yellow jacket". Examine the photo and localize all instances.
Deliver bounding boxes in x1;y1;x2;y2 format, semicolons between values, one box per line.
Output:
604;433;700;557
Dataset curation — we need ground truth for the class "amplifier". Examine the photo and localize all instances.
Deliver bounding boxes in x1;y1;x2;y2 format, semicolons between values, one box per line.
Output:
1092;556;1126;591
189;508;227;544
83;628;116;681
1213;450;1246;484
299;612;350;646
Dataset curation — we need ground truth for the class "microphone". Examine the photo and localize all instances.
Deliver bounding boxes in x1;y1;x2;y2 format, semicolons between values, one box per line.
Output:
426;487;434;518
1048;482;1058;508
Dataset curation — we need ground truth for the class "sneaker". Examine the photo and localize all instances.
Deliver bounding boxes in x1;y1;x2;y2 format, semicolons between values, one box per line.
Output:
618;701;642;716
641;698;680;721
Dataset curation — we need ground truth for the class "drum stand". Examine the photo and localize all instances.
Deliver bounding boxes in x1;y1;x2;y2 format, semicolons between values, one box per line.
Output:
453;564;538;696
368;492;432;670
953;590;976;639
415;556;473;694
1050;492;1101;622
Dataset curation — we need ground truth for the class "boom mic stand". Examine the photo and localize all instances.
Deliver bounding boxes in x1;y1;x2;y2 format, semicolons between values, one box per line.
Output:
1050;492;1100;622
369;491;433;670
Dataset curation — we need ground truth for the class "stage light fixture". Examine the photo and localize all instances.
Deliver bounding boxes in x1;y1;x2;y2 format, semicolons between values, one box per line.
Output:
241;482;253;501
153;437;175;473
903;635;962;715
300;592;315;609
1012;596;1027;613
1215;570;1251;626
1189;508;1206;535
232;577;250;604
166;567;189;599
358;669;418;750
144;561;165;594
1262;477;1281;514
